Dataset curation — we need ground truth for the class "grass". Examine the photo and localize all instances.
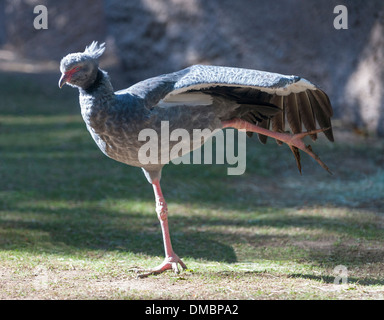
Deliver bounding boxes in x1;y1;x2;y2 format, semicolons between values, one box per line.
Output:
0;71;384;299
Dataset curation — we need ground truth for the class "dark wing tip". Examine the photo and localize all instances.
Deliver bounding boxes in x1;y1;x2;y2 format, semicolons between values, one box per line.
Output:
306;90;335;142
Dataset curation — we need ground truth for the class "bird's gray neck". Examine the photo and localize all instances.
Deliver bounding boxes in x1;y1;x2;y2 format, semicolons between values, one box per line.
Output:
81;69;113;95
79;69;115;125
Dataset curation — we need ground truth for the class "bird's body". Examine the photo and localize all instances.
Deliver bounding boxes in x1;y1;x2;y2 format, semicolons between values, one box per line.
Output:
79;69;222;175
59;42;334;276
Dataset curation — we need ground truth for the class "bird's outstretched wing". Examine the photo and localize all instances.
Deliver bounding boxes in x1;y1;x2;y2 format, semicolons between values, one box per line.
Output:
121;64;334;143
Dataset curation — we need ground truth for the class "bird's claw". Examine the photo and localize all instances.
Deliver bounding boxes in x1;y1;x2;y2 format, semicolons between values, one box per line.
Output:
131;254;188;278
286;128;332;175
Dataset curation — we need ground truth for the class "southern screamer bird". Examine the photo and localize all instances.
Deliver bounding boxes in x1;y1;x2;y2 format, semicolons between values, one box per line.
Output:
59;42;334;277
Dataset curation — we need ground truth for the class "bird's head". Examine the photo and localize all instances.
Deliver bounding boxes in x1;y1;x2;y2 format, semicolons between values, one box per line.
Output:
59;41;106;90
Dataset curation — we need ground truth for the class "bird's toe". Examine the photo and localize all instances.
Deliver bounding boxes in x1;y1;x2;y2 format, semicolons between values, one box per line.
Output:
135;254;187;278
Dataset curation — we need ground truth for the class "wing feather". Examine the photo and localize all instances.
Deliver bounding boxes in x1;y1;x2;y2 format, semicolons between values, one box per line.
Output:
306;91;334;141
311;89;333;117
285;93;302;134
168;65;314;98
123;64;334;142
298;91;317;140
257;118;271;144
270;95;285;145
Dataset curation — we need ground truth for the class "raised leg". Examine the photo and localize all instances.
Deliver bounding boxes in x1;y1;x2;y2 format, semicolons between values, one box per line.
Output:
222;118;332;174
137;179;187;278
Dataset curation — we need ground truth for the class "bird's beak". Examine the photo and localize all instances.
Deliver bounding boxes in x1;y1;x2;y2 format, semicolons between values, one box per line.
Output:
58;74;68;88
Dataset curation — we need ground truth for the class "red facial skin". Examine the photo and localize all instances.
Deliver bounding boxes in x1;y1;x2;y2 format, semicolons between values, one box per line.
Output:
59;66;81;88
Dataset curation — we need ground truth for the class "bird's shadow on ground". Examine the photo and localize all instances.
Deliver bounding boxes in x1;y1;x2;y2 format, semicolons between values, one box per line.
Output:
1;140;384;267
0;202;239;263
2;139;384;286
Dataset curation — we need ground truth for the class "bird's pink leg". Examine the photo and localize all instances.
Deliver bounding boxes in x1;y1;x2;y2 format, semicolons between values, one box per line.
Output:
138;179;187;278
222;118;332;174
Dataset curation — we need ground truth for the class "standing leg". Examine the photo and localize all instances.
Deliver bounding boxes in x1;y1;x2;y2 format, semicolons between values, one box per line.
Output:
138;179;187;278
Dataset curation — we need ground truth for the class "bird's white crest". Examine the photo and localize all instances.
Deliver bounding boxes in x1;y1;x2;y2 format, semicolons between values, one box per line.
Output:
84;41;106;59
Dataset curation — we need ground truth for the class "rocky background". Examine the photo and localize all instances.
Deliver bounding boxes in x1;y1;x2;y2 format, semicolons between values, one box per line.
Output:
1;0;384;136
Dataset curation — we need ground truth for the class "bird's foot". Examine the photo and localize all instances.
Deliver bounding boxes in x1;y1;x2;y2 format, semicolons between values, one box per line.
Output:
222;119;332;174
133;254;188;278
282;128;332;175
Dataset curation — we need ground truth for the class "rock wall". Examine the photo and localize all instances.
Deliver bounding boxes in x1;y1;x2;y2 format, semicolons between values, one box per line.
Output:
0;0;5;45
2;0;106;60
2;0;384;136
